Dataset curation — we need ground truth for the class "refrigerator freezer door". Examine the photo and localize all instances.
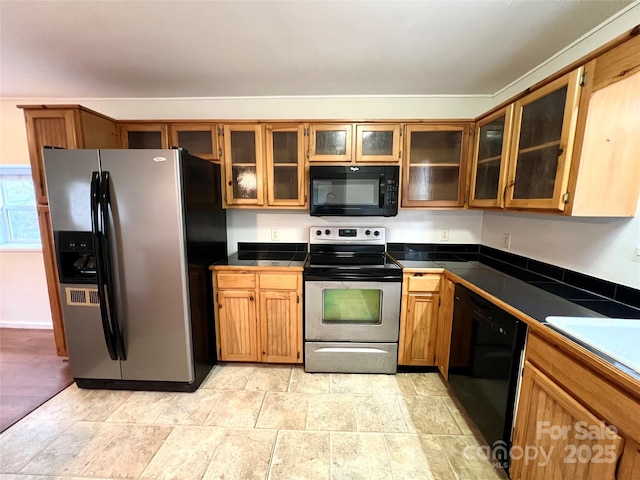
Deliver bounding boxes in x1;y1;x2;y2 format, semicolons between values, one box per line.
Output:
60;283;122;379
43;149;100;232
98;149;194;382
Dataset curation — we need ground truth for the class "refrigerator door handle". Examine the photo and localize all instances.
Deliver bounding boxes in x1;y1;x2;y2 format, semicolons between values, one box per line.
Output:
100;171;127;360
91;171;118;361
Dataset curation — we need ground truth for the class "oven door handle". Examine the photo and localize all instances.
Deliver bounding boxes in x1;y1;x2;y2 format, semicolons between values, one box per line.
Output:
303;273;402;282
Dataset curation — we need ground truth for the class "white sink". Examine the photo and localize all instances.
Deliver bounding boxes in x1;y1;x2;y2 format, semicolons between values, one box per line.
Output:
545;317;640;373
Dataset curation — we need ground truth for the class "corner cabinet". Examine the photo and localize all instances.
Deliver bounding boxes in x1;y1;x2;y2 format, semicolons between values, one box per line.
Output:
565;34;640;217
19;104;119;357
212;269;303;364
505;69;583;211
511;331;640;480
398;273;441;366
402;124;470;208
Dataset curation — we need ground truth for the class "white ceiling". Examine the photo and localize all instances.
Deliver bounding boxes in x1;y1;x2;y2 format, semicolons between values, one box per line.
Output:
0;0;633;99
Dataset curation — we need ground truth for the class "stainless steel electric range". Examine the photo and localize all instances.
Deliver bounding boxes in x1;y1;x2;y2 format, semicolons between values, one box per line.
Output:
303;227;402;374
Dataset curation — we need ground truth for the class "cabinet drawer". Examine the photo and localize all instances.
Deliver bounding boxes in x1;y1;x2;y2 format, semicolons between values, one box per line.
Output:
259;273;298;290
406;275;440;292
216;272;256;289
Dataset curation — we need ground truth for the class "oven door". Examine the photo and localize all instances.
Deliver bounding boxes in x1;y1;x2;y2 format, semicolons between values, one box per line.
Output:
304;280;401;342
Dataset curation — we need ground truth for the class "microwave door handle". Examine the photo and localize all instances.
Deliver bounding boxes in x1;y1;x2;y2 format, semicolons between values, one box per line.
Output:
379;175;385;208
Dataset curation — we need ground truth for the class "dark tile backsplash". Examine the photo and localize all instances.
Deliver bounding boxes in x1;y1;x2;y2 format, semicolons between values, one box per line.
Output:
477;245;640;318
615;285;640;310
387;243;640;318
526;259;565;282
238;242;308;252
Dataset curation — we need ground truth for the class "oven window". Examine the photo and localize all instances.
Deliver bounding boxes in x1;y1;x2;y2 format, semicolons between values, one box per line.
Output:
312;179;379;206
322;289;382;324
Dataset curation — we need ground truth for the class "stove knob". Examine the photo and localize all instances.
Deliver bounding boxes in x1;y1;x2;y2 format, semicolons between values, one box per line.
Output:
374;230;380;236
325;229;331;235
315;230;322;236
365;230;371;236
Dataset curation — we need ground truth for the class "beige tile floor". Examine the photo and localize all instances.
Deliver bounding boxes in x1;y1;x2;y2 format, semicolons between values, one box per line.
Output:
0;364;508;480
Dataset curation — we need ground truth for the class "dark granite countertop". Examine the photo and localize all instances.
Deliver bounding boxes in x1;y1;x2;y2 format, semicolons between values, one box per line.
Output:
213;242;308;268
389;253;639;380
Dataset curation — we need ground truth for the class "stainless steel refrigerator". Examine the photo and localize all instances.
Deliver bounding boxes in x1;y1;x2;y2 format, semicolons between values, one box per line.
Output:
43;148;227;391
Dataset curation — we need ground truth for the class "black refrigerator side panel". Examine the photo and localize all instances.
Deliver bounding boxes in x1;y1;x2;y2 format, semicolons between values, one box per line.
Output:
181;151;227;388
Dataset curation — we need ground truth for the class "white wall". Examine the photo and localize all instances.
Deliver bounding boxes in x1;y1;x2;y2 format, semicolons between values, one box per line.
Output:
227;209;483;252
481;203;640;290
0;251;53;328
0;101;53;328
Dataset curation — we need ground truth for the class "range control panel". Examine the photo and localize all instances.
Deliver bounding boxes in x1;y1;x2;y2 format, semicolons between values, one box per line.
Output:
309;227;386;244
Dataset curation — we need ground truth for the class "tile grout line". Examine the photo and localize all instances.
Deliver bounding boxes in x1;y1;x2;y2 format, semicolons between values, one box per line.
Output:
434;434;463;480
74;421;129;478
197;425;229;480
381;432;398;480
266;429;282;480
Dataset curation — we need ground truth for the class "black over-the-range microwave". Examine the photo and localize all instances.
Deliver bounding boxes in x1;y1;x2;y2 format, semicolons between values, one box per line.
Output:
309;165;399;217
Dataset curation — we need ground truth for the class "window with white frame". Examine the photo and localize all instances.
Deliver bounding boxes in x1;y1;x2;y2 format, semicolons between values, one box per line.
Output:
0;166;41;246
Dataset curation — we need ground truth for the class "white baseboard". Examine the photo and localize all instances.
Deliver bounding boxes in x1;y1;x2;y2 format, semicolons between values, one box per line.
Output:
0;321;53;329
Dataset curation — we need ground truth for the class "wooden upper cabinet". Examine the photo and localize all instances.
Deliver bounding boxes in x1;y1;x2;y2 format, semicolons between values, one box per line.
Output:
265;124;306;207
469;106;514;208
221;124;264;206
169;124;219;161
119;124;169;149
20;106;118;205
355;124;401;163
308;124;353;162
402;124;470;208
566;34;640;217
505;68;583;211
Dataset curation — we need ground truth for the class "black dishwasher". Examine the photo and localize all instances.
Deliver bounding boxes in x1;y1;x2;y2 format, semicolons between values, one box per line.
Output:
448;284;527;472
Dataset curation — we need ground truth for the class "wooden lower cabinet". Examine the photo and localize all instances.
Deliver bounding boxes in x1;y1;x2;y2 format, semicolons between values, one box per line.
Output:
398;273;441;366
511;332;640;479
217;290;258;361
435;278;454;378
213;269;302;364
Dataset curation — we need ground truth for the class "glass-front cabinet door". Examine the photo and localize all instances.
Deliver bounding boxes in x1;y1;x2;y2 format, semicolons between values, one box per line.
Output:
355;124;401;163
402;125;470;208
265;124;306;207
169;124;219;161
222;124;264;205
505;68;582;211
308;124;353;162
469;106;513;208
119;124;168;149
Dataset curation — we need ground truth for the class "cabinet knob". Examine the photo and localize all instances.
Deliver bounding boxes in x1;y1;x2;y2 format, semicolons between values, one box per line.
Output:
228;180;233;186
218;304;222;309
250;296;254;301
